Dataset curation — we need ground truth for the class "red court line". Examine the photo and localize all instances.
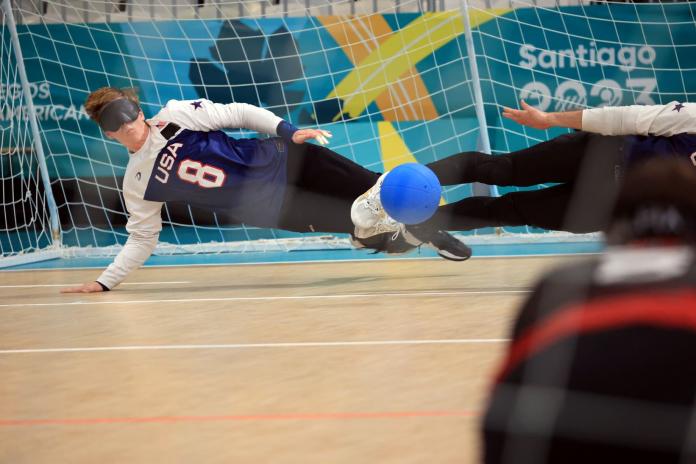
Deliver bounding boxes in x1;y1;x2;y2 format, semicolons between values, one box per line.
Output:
0;410;477;426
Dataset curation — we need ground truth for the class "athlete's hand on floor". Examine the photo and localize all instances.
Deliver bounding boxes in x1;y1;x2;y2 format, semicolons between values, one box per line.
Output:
292;129;332;145
502;100;552;130
60;281;105;293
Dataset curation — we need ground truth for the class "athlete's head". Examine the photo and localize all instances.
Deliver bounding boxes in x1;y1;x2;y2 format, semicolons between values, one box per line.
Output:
605;158;696;245
85;87;148;150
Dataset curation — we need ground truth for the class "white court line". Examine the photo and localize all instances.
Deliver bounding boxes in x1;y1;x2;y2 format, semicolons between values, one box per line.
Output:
0;253;598;272
0;281;191;289
0;338;510;355
0;289;530;308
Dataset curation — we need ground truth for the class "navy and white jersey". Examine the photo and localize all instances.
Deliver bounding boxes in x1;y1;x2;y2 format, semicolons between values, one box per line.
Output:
583;101;696;165
144;129;288;226
623;132;696;165
97;99;293;289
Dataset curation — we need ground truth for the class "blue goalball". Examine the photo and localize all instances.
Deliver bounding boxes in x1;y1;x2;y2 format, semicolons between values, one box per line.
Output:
380;163;442;225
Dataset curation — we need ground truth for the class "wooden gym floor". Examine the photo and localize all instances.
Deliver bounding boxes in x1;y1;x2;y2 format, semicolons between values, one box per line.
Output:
0;255;587;463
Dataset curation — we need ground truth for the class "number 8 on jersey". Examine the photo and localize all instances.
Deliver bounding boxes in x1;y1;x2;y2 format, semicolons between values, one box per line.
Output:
177;159;226;188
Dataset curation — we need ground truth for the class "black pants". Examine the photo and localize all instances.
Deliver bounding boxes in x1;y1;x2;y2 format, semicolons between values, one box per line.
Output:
423;132;628;233
277;132;627;235
277;142;380;233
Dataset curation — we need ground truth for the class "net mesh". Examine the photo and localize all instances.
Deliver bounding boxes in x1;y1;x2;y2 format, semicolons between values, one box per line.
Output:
2;0;693;262
0;4;54;261
5;0;484;260
464;0;696;232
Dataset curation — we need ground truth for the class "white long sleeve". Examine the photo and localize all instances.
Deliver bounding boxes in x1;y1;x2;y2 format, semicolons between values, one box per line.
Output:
156;99;283;135
96;130;166;290
582;101;696;136
96;181;163;289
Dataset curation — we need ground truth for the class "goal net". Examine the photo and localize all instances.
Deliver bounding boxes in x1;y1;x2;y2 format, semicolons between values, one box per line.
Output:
1;0;693;264
464;0;696;235
1;0;60;267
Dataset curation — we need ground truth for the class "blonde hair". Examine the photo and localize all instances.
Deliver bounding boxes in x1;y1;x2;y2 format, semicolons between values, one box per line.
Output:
84;87;140;122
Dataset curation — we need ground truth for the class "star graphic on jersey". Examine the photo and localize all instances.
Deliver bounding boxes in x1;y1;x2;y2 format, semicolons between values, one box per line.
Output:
190;100;203;110
673;102;685;112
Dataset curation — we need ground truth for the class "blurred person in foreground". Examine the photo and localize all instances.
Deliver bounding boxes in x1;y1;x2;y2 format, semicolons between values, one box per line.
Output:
483;158;696;464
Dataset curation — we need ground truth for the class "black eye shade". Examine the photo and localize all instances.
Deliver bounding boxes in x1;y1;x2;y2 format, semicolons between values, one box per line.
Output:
97;98;140;131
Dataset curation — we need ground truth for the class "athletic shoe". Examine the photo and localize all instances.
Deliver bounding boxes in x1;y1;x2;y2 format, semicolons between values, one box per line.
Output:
404;225;472;261
350;231;418;254
351;172;402;239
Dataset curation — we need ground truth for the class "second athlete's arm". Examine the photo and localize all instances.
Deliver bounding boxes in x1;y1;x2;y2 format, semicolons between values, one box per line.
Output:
503;99;696;136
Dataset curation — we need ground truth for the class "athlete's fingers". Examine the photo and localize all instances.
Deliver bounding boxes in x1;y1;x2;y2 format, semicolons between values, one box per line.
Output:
301;129;329;145
503;109;522;121
293;129;331;145
503;106;521;117
60;286;83;293
60;285;93;293
60;282;103;293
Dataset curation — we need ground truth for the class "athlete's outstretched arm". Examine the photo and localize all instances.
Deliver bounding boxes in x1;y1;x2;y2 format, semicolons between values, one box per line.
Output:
503;99;696;136
158;99;331;145
502;100;582;130
61;195;163;293
581;101;696;136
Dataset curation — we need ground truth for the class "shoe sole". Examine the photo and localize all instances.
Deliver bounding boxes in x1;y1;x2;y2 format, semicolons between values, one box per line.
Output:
437;251;472;261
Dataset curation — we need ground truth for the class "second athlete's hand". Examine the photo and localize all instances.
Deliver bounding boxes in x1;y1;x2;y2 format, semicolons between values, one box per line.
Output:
292;129;333;145
502;100;553;130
